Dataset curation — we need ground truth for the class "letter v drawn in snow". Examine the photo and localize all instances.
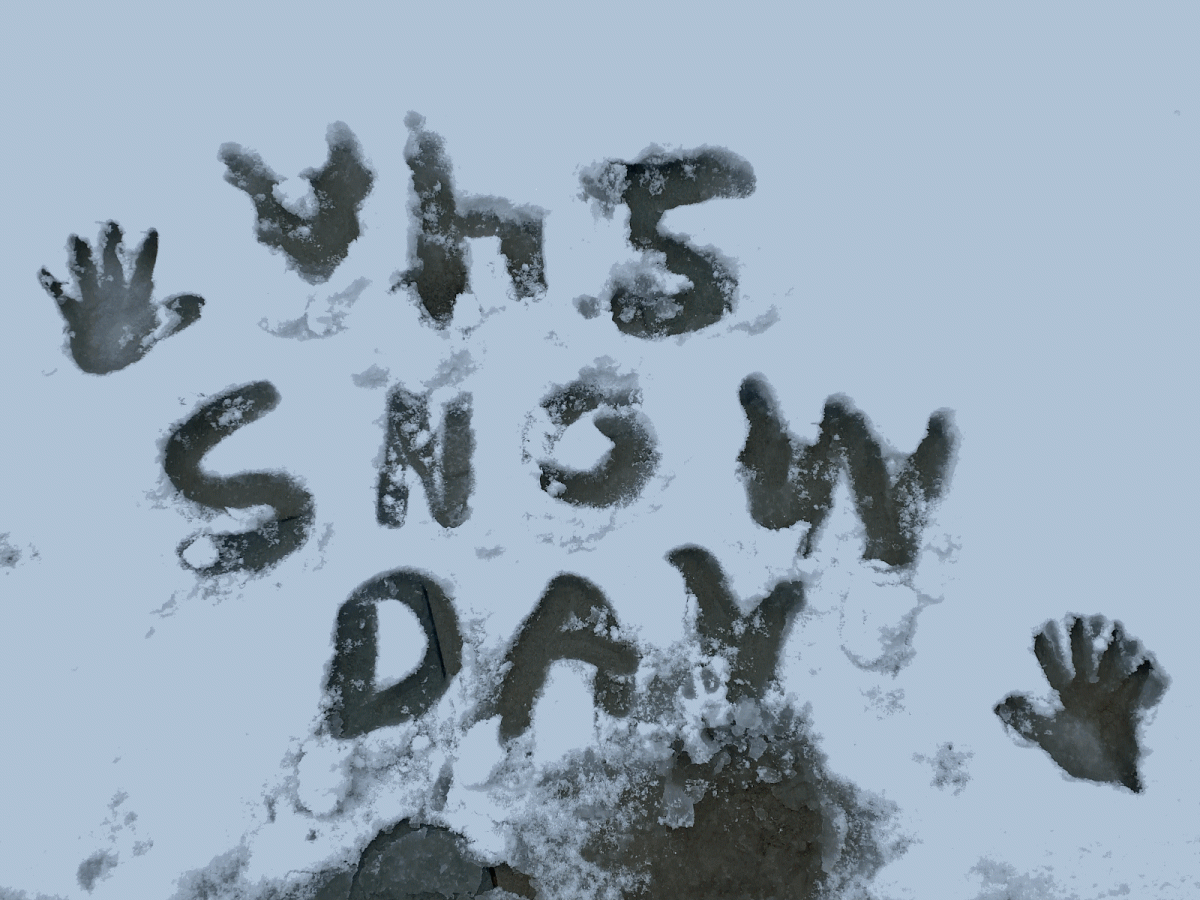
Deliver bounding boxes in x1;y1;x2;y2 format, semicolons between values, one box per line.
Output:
219;122;374;284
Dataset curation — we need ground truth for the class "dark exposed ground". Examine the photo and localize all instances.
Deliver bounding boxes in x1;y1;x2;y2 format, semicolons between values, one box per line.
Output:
289;710;898;900
37;222;204;375
163;381;315;576
995;615;1168;792
219;122;374;284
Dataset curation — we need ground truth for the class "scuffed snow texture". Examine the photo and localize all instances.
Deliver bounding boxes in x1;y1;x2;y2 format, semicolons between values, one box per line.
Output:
260;278;371;341
912;742;974;795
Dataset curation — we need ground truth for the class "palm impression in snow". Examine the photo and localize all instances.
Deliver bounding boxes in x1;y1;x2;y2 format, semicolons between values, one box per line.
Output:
12;108;1173;900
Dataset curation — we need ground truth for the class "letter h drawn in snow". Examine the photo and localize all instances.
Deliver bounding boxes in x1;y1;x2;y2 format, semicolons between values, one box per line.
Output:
393;112;548;328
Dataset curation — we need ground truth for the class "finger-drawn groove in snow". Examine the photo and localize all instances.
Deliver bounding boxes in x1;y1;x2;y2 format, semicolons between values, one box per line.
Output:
667;545;805;703
536;362;659;508
376;386;475;529
325;570;463;740
496;574;640;742
994;615;1168;793
737;374;957;567
578;144;755;338
393;111;547;327
219;122;374;284
37;222;204;374
163;382;315;576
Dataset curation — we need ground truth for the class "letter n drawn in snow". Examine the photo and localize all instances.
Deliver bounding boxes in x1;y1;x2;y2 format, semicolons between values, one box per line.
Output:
392;112;547;327
325;570;463;739
578;144;756;338
495;575;640;742
376;385;474;529
737;374;957;568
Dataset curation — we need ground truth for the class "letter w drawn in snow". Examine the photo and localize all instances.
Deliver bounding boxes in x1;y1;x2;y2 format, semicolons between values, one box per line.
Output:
737;374;957;568
376;386;474;529
393;112;547;327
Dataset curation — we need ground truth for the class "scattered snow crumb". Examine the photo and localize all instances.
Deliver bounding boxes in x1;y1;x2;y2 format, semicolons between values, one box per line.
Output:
352;364;390;388
913;742;974;795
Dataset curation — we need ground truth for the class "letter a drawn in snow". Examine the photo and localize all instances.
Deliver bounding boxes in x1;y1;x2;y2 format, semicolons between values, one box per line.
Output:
393;112;547;327
163;381;315;576
737;374;957;568
495;574;640;742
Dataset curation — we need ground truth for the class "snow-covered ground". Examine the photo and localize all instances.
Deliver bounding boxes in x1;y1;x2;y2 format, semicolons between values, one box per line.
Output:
2;3;1197;898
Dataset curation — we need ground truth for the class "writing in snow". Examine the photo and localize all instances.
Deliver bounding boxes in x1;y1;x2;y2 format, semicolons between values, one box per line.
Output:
36;113;958;738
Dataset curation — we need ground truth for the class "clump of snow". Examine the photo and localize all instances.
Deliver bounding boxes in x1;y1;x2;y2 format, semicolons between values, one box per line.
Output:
75;849;118;893
913;742;974;795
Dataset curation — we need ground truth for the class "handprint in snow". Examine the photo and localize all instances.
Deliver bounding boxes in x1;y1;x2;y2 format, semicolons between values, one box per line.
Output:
37;222;204;374
994;615;1168;793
